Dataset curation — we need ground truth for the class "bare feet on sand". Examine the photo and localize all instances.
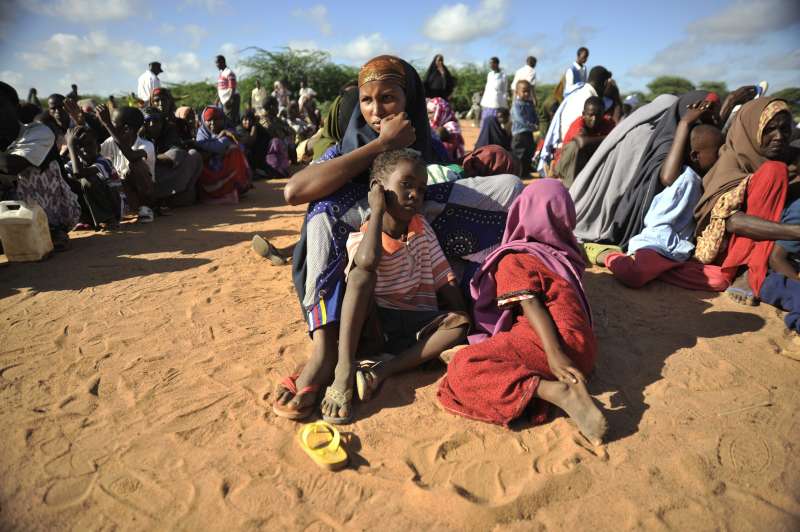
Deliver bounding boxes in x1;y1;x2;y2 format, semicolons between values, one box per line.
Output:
537;379;607;445
726;271;759;306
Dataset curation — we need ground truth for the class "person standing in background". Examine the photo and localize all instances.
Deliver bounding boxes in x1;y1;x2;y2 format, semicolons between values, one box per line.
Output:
137;62;163;104
511;56;538;107
424;54;455;100
216;55;239;125
479;57;508;129
564;47;589;96
251;79;268;114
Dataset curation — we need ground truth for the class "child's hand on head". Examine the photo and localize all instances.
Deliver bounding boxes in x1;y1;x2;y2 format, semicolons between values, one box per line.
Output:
682;100;713;125
378;112;415;151
368;179;386;214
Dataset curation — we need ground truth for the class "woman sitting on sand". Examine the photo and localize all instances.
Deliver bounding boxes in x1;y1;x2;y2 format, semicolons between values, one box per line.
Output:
195;106;252;204
438;179;606;445
272;55;523;420
692;97;800;330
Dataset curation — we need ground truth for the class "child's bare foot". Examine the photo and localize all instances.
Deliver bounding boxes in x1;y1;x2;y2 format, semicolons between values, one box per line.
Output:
537;379;607;445
320;374;353;424
726;271;759;306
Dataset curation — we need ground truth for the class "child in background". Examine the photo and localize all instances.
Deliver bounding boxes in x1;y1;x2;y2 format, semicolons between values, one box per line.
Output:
97;105;156;223
467;90;482;128
511;80;539;178
552;96;614;186
274;148;471;423
438;179;606;445
591;100;725;290
64;125;123;229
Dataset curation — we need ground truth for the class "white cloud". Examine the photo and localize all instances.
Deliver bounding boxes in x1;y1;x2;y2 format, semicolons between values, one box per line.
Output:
687;0;799;43
161;52;205;84
1;70;23;86
335;33;392;62
630;0;800;81
19;32;109;71
218;43;240;62
159;23;176;35
292;4;332;36
25;0;140;21
288;40;320;51
423;0;508;43
183;24;208;49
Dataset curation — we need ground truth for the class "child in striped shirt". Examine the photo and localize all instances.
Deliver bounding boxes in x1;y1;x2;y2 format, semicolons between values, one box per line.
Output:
320;148;471;424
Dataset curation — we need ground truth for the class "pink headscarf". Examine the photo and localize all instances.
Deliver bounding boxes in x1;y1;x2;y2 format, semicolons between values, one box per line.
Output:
469;179;591;343
427;97;459;131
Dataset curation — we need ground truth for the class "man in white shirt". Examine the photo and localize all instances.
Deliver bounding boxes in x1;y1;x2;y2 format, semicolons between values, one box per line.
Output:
511;56;538;106
137;62;162;103
564;47;589;96
479;57;508;129
96;105;157;223
216;55;239;124
251;79;268;114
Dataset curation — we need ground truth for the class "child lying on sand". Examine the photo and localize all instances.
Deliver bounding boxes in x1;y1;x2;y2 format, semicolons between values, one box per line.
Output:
438;179;607;445
318;148;471;424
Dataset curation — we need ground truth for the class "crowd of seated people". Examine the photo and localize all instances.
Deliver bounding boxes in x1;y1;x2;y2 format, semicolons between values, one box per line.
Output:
0;62;328;246
2;49;798;450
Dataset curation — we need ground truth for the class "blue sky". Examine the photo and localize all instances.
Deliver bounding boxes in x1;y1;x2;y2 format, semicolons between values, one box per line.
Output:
0;0;798;98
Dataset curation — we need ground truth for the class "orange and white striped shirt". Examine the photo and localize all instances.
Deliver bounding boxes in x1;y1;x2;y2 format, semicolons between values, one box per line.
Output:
346;215;456;311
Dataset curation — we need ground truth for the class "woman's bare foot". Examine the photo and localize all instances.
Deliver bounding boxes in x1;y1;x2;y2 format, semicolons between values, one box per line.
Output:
726;271;759;306
536;379;607;445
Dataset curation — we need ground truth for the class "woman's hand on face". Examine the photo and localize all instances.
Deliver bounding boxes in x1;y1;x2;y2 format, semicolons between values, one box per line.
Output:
378;112;415;151
368;179;386;214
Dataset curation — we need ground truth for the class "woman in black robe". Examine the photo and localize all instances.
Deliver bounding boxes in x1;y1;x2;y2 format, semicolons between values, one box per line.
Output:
424;54;455;100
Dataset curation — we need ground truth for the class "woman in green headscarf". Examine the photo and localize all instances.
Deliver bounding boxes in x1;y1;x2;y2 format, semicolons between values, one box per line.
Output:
312;87;358;160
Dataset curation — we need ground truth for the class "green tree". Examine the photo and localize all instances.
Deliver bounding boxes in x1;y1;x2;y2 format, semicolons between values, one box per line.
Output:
239;47;358;105
164;81;216;111
698;81;729;100
772;87;800;116
448;63;488;113
647;76;695;98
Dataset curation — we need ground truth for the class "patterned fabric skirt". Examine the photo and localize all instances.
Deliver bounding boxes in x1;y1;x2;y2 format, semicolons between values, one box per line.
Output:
15;160;81;230
292;173;524;332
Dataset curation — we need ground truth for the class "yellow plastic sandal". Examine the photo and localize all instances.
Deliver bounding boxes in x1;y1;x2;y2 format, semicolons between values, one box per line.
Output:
297;421;349;471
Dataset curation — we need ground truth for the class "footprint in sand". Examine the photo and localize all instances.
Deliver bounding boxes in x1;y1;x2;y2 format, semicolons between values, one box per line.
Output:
404;430;534;504
717;431;772;474
43;475;95;507
98;468;193;523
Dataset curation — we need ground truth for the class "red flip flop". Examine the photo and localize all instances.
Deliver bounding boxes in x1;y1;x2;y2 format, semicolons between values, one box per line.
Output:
272;373;320;420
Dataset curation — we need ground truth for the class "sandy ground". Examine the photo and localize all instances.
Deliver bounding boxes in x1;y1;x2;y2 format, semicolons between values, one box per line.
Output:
1;122;799;531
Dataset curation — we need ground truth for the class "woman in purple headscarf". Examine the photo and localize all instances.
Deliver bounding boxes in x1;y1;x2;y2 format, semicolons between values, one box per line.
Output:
438;179;606;444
